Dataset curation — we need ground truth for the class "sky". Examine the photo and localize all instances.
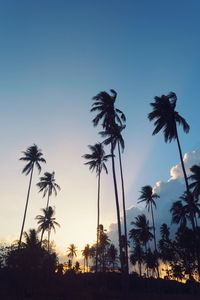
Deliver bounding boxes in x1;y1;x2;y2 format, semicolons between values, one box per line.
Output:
0;0;200;258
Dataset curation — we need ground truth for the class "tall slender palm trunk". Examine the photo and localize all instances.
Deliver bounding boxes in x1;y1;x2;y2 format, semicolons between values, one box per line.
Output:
117;141;129;274
46;189;51;210
150;202;159;278
18;166;34;249
95;170;101;273
48;228;51;252
111;142;124;272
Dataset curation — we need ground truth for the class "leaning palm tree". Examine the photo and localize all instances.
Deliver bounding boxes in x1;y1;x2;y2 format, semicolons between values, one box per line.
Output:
83;143;110;272
100;123;129;273
19;144;46;248
67;244;77;266
148;92;190;193
37;171;61;210
36;206;60;251
91;89;125;272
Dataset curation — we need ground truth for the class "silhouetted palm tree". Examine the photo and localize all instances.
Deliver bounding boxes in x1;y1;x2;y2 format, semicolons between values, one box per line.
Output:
83;143;110;272
130;214;153;254
36;206;60;251
67;244;77;266
91;89;125;272
19;144;46;248
22;229;40;249
138;186;159;253
170;192;199;230
148;92;190;193
100;123;129;273
82;244;90;272
107;244;118;271
189;165;200;200
37;171;61;210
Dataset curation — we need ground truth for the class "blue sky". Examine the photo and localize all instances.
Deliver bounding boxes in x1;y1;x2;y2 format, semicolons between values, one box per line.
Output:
0;0;200;255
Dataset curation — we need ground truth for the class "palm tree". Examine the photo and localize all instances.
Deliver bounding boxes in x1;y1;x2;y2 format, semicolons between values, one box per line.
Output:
22;229;40;249
36;206;60;251
130;214;153;255
91;89;125;272
148;92;190;193
100;123;129;273
138;186;159;254
170;192;199;230
37;171;61;210
83;143;110;272
67;244;77;266
82;244;90;272
19;144;46;248
189;165;200;200
107;244;118;271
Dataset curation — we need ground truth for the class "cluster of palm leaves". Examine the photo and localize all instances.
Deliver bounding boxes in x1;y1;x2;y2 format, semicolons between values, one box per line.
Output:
18;144;61;251
128;92;200;280
83;89;128;273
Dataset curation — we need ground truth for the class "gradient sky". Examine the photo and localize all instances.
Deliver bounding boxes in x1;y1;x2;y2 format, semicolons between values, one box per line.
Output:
0;0;200;257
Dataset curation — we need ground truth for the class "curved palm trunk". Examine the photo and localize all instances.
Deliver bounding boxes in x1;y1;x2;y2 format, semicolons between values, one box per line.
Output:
111;142;124;273
117;141;129;274
18;166;34;249
150;202;159;278
95;170;101;273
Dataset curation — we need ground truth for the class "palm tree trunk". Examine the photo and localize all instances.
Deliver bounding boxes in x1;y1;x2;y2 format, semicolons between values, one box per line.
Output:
48;228;51;253
117;141;129;274
95;169;101;273
40;228;45;245
150;202;159;278
18;166;34;249
46;189;51;210
111;142;124;273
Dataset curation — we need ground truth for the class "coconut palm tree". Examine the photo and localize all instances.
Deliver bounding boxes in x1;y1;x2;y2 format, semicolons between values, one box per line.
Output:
189;165;200;200
100;123;129;273
67;244;77;266
91;89;125;272
83;143;110;272
36;206;60;251
82;244;90;272
170;192;199;230
37;171;61;210
138;186;159;253
107;244;118;271
22;229;40;249
19;144;46;248
148;92;190;193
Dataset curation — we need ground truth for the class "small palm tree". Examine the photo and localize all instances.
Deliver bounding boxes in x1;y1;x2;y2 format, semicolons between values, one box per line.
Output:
67;244;77;266
83;143;110;272
107;244;118;271
22;229;40;249
170;192;199;230
138;186;159;254
19;144;46;248
36;206;60;251
189;165;200;200
82;244;90;272
37;171;61;210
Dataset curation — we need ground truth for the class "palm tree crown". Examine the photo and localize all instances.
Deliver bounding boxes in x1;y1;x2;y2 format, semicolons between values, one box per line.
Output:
67;244;77;261
91;89;126;130
148;92;189;143
20;144;46;175
138;185;159;210
37;171;61;200
83;143;110;175
36;206;60;236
